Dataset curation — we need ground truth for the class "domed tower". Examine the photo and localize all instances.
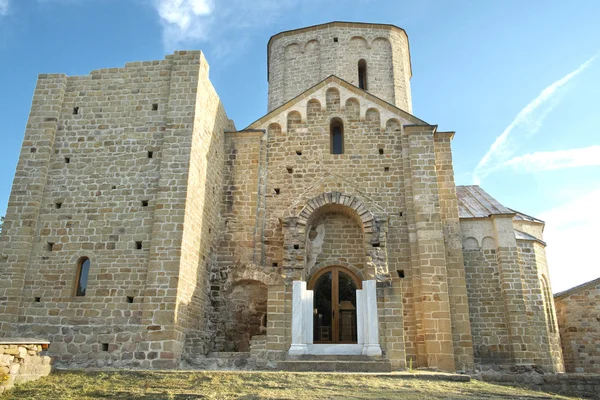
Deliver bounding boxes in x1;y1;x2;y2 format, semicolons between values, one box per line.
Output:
267;21;413;113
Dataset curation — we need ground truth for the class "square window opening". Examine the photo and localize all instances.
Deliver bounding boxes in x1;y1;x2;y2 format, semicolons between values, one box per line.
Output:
135;241;143;250
101;343;109;352
126;296;134;304
293;244;299;250
34;297;41;303
65;157;70;164
274;188;281;195
46;242;54;252
142;200;149;207
147;151;153;159
296;150;302;156
379;148;384;155
152;103;158;111
73;107;79;115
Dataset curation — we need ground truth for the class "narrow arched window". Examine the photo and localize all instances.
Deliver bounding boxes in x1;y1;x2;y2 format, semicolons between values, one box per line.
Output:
330;118;344;154
75;257;90;296
358;59;367;90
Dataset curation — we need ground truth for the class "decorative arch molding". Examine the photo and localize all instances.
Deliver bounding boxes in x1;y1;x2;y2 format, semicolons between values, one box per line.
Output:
280;191;390;282
371;36;391;47
463;237;479;250
349;36;370;49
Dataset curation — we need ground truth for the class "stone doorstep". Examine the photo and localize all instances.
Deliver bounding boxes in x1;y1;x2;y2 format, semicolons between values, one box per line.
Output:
278;360;393;373
288;354;379;362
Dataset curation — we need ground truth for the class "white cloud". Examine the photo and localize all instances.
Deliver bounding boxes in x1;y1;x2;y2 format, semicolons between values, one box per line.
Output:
539;188;600;293
151;0;313;52
0;0;9;16
473;54;598;184
503;145;600;173
153;0;214;46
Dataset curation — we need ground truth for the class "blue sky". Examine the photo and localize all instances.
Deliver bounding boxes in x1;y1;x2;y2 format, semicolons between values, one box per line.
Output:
0;0;599;292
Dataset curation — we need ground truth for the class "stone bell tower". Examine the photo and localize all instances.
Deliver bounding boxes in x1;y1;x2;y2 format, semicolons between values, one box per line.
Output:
266;22;413;113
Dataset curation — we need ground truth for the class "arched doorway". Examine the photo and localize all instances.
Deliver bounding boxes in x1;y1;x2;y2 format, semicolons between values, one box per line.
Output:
308;266;362;344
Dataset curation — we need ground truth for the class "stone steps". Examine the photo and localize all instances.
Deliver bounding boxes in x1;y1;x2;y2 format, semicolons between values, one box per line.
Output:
288;354;377;362
278;359;393;373
278;354;392;372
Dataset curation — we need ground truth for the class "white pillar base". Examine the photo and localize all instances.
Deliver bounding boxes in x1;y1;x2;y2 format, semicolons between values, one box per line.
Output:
288;343;308;355
362;343;382;357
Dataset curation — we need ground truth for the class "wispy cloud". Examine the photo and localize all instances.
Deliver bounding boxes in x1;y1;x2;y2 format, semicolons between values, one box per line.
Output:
151;0;314;53
473;54;598;184
0;0;9;16
504;145;600;173
539;187;600;292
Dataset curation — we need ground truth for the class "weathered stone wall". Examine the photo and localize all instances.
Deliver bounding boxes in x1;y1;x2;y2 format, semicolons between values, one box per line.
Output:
0;51;231;368
307;211;364;277
267;22;412;113
463;237;511;365
477;370;600;399
460;218;564;373
219;75;470;369
555;279;600;373
517;240;563;371
0;340;51;395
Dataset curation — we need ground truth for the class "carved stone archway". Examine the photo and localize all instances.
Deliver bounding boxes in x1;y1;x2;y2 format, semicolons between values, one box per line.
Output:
279;192;390;282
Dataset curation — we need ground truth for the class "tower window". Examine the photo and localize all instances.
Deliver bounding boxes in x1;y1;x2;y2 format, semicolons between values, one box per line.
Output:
358;59;367;90
74;257;91;297
330;118;344;154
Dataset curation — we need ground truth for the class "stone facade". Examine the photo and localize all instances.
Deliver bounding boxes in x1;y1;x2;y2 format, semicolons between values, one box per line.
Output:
554;278;600;373
0;22;565;373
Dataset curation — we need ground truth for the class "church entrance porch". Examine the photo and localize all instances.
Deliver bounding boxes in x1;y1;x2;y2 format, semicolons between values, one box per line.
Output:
288;278;382;356
309;266;361;344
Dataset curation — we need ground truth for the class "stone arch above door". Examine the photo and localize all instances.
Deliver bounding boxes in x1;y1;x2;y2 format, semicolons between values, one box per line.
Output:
294;192;386;246
280;191;390;282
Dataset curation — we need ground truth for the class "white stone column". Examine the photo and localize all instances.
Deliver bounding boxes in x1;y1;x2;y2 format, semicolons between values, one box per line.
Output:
356;289;364;345
362;280;382;356
289;281;309;355
304;287;314;345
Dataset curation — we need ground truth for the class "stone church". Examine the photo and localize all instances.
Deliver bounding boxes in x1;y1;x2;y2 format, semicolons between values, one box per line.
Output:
0;22;564;373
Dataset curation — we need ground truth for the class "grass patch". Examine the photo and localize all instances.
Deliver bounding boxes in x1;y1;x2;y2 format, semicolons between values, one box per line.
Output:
0;370;574;400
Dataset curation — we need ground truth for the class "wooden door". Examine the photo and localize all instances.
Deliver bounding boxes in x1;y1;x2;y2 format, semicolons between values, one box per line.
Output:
308;266;361;343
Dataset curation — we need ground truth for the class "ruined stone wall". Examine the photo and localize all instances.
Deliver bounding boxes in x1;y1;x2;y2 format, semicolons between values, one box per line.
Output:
0;340;52;394
0;51;230;368
268;22;412;112
555;280;600;373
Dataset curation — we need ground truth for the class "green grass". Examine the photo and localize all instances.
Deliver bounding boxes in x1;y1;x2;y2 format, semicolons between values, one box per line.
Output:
0;370;573;400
